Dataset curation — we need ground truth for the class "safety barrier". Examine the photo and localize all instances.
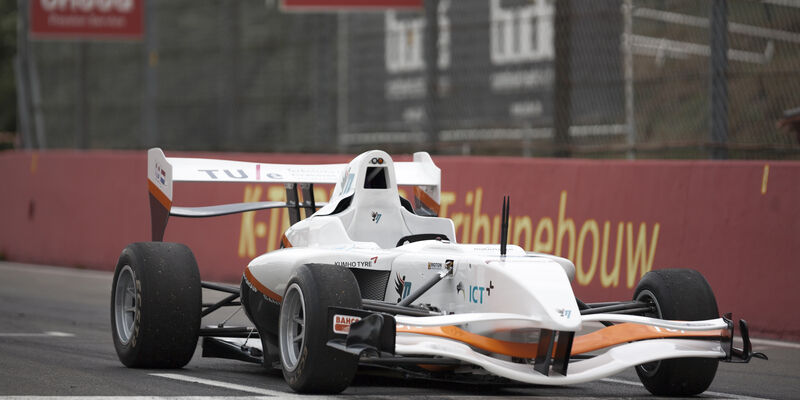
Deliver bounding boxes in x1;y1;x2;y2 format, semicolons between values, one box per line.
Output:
1;150;797;340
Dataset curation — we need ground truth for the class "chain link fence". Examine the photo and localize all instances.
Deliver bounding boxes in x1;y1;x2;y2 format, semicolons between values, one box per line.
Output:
15;0;800;159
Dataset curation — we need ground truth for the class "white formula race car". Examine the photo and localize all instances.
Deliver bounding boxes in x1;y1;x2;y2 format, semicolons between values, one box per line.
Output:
111;149;765;395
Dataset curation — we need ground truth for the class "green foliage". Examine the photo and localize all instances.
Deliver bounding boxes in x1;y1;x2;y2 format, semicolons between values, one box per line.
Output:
0;0;17;134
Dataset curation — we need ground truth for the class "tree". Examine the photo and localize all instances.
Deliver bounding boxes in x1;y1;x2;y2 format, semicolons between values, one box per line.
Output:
0;0;17;141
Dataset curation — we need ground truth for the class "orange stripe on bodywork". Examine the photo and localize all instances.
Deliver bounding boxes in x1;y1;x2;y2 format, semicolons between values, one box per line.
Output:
147;180;172;210
281;234;293;248
414;186;440;216
398;325;540;358
244;267;283;303
571;323;726;355
397;323;726;358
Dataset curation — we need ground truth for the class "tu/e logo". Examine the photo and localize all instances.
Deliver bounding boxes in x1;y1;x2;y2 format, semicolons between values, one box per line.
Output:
394;274;411;302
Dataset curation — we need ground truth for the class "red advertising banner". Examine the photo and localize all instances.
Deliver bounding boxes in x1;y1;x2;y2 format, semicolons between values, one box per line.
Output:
29;0;144;40
0;151;798;341
281;0;422;11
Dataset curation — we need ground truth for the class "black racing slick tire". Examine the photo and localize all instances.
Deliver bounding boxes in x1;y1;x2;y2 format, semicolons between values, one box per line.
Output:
111;242;201;368
633;269;720;396
278;264;361;394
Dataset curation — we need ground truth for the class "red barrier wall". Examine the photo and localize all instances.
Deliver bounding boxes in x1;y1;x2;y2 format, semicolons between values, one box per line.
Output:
1;150;798;340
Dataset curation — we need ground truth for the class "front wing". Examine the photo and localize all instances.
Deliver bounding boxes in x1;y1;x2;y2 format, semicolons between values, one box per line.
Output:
326;310;760;386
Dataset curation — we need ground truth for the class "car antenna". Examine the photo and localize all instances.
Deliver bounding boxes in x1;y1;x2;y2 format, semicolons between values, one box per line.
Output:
500;196;510;256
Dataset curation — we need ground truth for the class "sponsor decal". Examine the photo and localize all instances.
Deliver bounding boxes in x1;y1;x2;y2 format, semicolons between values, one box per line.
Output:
456;281;466;300
445;259;454;270
341;172;356;196
371;211;382;223
333;314;362;334
198;169;250;180
557;308;573;319
335;260;373;268
427;261;443;270
30;0;144;40
154;163;166;185
395;273;412;302
468;281;494;304
334;257;378;268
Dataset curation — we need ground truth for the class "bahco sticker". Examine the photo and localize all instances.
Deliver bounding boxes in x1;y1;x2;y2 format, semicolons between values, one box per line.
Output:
333;314;361;334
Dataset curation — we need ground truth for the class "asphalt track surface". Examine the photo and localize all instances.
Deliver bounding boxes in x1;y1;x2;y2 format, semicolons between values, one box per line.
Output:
0;261;797;399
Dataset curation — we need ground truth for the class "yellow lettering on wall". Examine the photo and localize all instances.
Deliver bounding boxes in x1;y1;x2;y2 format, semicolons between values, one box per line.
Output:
534;218;554;253
600;222;624;288
513;216;533;250
313;187;329;203
460;191;474;243
491;215;500;243
451;212;465;242
266;186;286;252
234;183;663;291
238;185;263;258
280;208;291;244
626;222;661;288
440;191;456;218
471;188;491;244
576;219;599;286
555;191;575;261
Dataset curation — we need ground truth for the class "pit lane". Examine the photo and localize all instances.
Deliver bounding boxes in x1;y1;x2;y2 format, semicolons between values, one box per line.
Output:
0;261;795;399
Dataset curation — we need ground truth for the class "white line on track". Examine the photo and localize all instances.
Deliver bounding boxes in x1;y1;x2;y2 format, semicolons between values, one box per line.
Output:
0;397;273;399
748;337;800;350
601;377;771;399
150;373;300;398
0;331;74;337
0;262;111;280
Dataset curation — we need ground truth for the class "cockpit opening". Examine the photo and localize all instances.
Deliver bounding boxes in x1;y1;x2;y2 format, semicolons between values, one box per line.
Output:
364;167;388;189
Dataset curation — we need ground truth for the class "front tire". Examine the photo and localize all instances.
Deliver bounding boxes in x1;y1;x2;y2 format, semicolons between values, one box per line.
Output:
111;242;201;368
278;264;361;394
633;269;720;396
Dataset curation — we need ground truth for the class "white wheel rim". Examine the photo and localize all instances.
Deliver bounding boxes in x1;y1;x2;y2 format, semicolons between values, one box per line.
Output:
279;283;306;372
114;265;137;345
636;289;663;376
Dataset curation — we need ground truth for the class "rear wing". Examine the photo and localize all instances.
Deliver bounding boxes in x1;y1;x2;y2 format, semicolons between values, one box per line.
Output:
147;148;441;241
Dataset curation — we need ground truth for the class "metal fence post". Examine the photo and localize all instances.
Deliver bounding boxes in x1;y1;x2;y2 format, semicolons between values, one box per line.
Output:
75;42;88;149
218;1;240;150
336;12;349;153
623;0;636;159
19;0;46;149
424;0;440;152
15;0;32;149
143;0;158;148
13;56;32;150
554;0;572;158
710;0;729;159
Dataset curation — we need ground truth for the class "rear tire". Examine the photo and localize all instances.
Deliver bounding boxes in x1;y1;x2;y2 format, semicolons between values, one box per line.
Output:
278;264;361;394
633;269;719;396
111;242;201;368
